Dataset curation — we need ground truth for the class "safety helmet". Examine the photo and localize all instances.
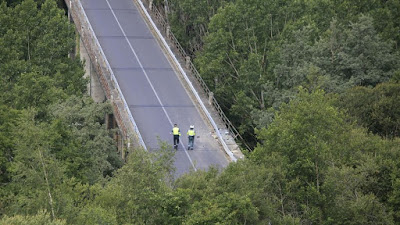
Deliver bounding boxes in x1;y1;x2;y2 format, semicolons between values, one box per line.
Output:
190;125;194;129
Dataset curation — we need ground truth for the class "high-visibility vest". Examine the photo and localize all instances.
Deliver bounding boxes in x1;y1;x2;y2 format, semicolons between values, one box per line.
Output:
172;127;180;135
187;129;195;136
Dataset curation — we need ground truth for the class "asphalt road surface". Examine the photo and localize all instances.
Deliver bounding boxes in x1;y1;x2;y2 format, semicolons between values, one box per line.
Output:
82;0;229;176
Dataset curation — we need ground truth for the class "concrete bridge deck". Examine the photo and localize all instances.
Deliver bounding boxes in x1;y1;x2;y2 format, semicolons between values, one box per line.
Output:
78;0;231;176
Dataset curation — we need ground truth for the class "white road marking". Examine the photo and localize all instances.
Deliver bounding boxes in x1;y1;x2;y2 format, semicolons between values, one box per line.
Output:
105;0;197;171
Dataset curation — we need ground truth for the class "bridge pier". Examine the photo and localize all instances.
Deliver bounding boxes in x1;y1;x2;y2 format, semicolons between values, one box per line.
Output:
68;9;127;157
79;37;106;103
68;2;106;103
79;36;129;157
65;0;146;159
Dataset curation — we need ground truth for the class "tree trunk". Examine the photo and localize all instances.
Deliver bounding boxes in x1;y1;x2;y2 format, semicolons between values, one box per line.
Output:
38;150;55;219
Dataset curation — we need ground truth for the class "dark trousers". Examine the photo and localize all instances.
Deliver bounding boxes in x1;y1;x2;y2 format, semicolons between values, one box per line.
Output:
173;135;180;146
188;136;194;148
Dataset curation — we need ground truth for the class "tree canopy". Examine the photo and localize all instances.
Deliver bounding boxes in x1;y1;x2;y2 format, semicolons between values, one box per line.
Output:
0;0;122;221
162;0;400;145
1;0;400;224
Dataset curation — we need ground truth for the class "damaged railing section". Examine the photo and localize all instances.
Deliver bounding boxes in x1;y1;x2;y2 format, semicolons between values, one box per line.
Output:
65;0;147;153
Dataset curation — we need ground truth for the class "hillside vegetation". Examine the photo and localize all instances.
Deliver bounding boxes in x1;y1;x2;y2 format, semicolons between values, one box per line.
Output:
0;0;400;224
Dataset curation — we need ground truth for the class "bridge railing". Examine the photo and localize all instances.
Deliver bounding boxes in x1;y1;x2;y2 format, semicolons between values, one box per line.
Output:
65;0;147;153
138;0;251;152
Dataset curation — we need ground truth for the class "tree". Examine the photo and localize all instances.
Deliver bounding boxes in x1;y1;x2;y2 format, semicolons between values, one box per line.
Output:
174;0;400;149
74;205;117;225
0;210;66;225
48;96;122;184
211;158;301;224
185;192;258;225
323;165;394;225
12;71;66;113
93;143;175;224
366;0;400;47
33;0;86;96
0;1;120;223
0;104;20;184
251;88;356;223
0;0;85;113
312;15;399;90
6;111;68;219
167;0;231;55
252;89;353;187
250;87;400;223
0;0;66;9
194;0;305;143
339;82;400;138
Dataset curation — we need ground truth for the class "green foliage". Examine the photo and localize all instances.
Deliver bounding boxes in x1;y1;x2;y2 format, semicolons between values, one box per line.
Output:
251;88;397;223
2;0;400;224
0;0;119;223
0;0;85;114
167;0;232;54
211;159;295;224
13;71;66;112
1;0;66;9
186;192;258;225
74;205;117;225
91;145;175;225
193;0;307;142
48;96;122;184
339;82;400;138
253;89;351;182
6;110;68;218
172;166;262;224
369;0;400;46
0;210;66;225
312;15;399;90
183;0;400;147
272;15;399;99
149;88;397;224
390;175;400;222
0;104;20;184
323;165;394;225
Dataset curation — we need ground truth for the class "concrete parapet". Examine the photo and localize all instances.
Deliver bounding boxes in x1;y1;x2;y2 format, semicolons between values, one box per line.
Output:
65;0;146;155
134;0;246;161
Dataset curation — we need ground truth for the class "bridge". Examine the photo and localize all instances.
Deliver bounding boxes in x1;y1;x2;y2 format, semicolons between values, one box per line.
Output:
65;0;244;176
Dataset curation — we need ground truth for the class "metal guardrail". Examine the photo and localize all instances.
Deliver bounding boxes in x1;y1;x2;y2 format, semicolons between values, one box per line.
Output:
65;0;147;152
140;0;251;151
134;0;237;161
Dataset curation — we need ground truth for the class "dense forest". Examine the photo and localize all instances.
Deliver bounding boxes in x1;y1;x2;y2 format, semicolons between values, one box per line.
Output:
0;0;400;224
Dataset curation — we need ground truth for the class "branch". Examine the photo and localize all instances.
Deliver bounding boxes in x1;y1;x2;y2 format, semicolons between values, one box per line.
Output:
225;53;240;79
38;149;55;219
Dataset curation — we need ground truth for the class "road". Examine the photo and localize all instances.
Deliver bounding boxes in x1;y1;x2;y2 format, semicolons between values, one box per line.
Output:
81;0;229;176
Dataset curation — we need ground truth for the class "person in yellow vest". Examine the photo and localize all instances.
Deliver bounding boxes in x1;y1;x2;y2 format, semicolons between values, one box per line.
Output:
187;125;196;150
172;123;181;149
